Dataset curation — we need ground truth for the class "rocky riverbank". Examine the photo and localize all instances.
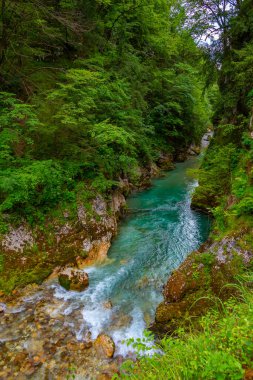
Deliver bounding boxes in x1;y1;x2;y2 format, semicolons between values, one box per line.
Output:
150;130;253;338
0;283;123;379
1;138;205;297
150;228;253;336
0;157;168;295
0;145;205;379
0;152;176;379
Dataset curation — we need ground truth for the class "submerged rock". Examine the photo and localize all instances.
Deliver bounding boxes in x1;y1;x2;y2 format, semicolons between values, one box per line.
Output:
58;268;89;291
110;314;132;330
103;300;113;309
94;334;115;358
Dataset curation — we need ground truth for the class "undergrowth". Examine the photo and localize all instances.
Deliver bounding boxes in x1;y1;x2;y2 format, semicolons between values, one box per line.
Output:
114;277;253;380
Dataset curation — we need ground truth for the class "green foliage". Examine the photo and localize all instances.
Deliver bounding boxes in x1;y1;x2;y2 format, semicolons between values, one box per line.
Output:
196;252;215;267
191;0;253;232
192;144;238;211
0;0;212;224
66;364;77;380
59;275;71;291
148;64;210;145
91;174;118;193
114;288;253;379
0;264;53;294
0;92;39;167
0;160;77;223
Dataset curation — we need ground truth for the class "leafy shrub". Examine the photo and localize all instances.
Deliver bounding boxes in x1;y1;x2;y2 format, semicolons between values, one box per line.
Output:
114;288;253;380
192;143;238;210
196;252;215;267
0;160;75;218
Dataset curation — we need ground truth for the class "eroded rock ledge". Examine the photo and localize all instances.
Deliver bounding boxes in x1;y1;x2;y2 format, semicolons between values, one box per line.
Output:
150;229;253;335
0;143;201;294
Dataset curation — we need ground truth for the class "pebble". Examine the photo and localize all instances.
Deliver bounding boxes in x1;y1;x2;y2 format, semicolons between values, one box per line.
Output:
0;286;122;379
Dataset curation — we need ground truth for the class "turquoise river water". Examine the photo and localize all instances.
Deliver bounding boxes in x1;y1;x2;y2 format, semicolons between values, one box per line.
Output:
0;156;211;368
53;157;211;355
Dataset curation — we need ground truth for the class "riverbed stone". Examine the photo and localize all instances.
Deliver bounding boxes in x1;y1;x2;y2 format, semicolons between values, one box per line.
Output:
94;334;115;358
58;268;89;291
103;300;113;309
0;305;5;314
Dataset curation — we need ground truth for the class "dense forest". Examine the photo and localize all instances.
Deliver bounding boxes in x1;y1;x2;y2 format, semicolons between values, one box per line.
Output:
0;0;253;378
115;0;253;378
0;0;210;227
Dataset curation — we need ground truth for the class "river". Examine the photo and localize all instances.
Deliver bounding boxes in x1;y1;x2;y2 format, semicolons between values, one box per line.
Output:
0;156;211;378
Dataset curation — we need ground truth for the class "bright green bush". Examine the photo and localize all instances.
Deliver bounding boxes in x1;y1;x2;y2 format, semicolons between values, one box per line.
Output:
0;160;75;218
114;289;253;380
0;10;211;224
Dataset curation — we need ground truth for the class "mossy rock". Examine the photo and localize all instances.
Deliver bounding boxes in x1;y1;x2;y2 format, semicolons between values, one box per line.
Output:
58;268;89;291
191;189;216;213
155;301;187;324
58;274;71;290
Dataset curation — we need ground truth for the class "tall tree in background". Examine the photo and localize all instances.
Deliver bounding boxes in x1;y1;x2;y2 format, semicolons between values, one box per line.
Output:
185;0;241;56
0;0;211;221
184;0;253;127
0;0;92;95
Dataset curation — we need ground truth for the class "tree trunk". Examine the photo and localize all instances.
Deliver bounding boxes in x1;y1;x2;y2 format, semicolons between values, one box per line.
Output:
249;106;253;132
0;0;6;65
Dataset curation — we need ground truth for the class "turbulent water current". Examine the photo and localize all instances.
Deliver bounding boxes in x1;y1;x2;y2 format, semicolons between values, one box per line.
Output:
54;157;210;354
0;156;211;377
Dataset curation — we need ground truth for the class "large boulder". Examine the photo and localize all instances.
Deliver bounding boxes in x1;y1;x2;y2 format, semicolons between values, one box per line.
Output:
163;255;207;303
151;232;253;336
94;334;115;358
58;268;89;291
155;301;187;323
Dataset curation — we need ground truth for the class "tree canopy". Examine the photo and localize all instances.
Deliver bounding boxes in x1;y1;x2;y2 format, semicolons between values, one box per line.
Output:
0;0;213;224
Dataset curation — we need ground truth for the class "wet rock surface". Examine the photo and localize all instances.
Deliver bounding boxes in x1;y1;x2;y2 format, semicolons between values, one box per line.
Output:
152;231;253;335
58;268;89;291
0;284;120;379
94;334;115;358
0;149;213;378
